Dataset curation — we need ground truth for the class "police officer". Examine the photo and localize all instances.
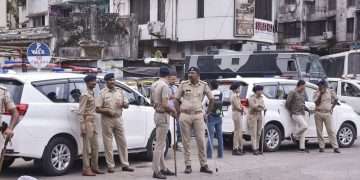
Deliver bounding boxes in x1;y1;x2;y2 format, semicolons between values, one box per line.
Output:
151;66;176;179
0;86;19;150
174;67;214;174
248;85;265;155
79;75;104;176
230;82;244;155
314;80;340;153
96;73;134;173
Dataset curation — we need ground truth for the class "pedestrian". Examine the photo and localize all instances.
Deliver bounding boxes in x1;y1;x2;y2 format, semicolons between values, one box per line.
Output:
230;82;245;155
168;70;182;151
151;66;177;179
0;86;19;151
174;67;214;174
286;80;310;153
314;80;340;153
95;73;134;173
248;85;265;155
79;75;104;176
203;80;224;159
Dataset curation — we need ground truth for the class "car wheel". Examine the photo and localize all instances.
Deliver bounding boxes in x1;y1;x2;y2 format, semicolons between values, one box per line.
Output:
40;137;76;176
337;123;356;148
262;124;282;152
144;129;170;161
1;157;15;170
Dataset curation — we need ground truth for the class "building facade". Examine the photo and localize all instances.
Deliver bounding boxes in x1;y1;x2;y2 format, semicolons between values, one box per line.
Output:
277;0;360;54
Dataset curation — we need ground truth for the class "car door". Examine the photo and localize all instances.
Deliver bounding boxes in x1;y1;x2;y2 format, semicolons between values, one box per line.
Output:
259;83;283;125
304;86;318;138
278;84;297;137
339;81;360;114
67;79;105;153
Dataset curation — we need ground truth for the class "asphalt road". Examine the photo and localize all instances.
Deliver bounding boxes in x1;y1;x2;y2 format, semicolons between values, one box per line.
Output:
2;140;360;180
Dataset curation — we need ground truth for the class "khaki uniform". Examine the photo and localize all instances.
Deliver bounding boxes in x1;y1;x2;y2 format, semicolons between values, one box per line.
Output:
0;87;16;149
96;87;129;169
151;79;171;173
175;80;213;167
247;94;265;151
313;90;339;149
231;93;243;150
79;89;99;170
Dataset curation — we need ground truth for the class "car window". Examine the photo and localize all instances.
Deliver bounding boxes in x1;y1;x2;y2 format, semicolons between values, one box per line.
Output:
328;81;338;92
34;81;68;103
262;85;278;99
341;82;360;97
218;81;248;103
305;86;317;102
68;80;101;103
0;79;23;104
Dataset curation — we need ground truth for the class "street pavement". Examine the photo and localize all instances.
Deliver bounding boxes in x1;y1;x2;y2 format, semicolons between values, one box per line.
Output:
2;140;360;180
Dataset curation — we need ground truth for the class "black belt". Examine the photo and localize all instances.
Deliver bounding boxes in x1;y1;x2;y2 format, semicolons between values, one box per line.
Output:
156;111;166;114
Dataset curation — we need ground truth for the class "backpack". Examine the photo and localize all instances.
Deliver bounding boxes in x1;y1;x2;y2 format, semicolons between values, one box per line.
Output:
211;91;223;117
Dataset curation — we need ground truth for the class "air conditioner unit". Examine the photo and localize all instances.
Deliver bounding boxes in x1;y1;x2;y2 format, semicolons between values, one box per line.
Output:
148;21;165;37
323;31;334;40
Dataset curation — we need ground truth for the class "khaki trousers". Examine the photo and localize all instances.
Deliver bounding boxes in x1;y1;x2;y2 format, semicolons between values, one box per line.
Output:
248;113;262;150
291;115;308;149
315;112;339;149
101;117;129;168
232;111;243;150
82;121;99;170
152;112;170;173
179;112;207;167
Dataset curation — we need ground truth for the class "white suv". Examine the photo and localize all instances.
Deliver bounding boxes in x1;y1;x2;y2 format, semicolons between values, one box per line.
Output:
327;78;360;114
0;72;172;176
218;77;360;152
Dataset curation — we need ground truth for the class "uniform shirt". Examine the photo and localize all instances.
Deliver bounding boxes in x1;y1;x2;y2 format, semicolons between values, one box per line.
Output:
286;90;306;115
96;87;128;119
168;85;177;109
175;80;213;112
151;78;170;112
231;92;242;112
0;87;16;125
313;89;338;112
79;88;96;122
248;94;265;114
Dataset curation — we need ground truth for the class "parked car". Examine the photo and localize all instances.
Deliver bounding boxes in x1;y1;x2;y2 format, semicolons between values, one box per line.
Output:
218;77;360;152
0;72;173;176
327;78;360;114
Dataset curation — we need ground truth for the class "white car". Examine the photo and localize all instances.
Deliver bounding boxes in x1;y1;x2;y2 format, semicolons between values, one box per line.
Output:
327;78;360;114
218;77;360;152
0;72;173;176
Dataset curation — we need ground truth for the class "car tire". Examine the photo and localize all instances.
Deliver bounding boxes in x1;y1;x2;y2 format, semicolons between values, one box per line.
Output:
40;137;76;176
144;129;170;161
1;157;15;170
337;123;356;148
262;124;282;152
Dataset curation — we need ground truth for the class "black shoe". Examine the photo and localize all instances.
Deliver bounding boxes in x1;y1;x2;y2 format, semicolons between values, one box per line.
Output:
153;172;167;179
160;169;175;176
319;148;325;153
200;165;213;174
253;150;260;155
299;149;310;153
232;149;244;156
122;166;134;172
334;148;341;153
184;166;192;174
107;168;115;173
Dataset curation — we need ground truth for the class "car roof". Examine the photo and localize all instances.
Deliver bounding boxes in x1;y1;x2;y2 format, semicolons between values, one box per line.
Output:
0;72;86;83
327;78;360;82
217;77;302;84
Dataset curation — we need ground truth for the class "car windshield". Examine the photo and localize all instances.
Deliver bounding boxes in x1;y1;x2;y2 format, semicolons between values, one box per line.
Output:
298;54;326;77
0;79;23;104
348;53;360;74
218;81;248;103
320;56;345;77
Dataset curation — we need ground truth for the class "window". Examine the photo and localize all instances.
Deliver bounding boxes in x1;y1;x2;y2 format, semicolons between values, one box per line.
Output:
285;0;296;4
130;0;150;24
347;18;354;34
232;58;240;65
68;80;101;103
262;85;278;99
341;82;360;97
287;60;297;71
218;82;248;103
33;81;68;103
305;86;317;102
0;79;24;104
348;53;360;74
158;0;165;22
280;22;301;38
347;0;355;7
281;84;296;97
328;81;338;92
255;0;272;21
99;80;145;105
32;15;45;27
320;56;345;77
215;58;222;65
307;21;326;37
197;0;204;18
328;0;336;10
